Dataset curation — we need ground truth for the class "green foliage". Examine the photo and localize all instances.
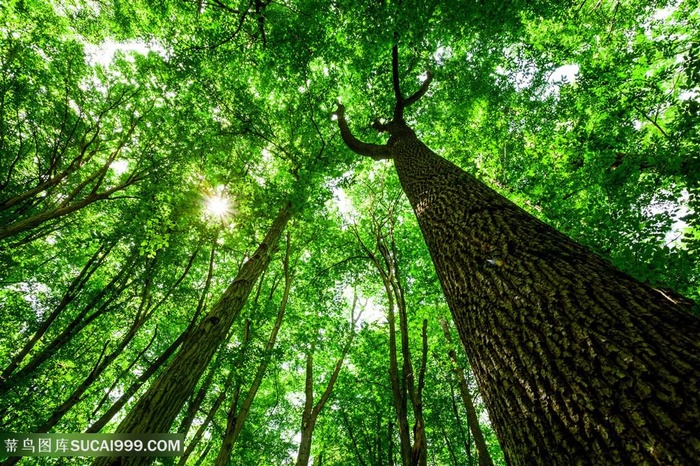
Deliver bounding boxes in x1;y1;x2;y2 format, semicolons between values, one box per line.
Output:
1;0;698;464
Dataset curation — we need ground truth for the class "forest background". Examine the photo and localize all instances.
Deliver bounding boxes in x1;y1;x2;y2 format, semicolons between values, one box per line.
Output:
1;0;698;464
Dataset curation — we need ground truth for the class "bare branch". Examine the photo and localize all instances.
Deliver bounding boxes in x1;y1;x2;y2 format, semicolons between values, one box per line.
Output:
404;70;433;107
392;43;404;122
390;38;431;120
334;104;392;160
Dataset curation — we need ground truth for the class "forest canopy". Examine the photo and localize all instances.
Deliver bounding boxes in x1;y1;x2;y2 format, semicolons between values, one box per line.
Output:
1;0;699;464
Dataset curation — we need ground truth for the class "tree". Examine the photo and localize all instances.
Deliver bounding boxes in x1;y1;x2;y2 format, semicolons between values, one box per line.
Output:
3;1;700;464
87;242;216;434
295;295;359;466
439;319;493;466
214;232;294;466
92;203;291;466
352;204;428;466
335;42;700;464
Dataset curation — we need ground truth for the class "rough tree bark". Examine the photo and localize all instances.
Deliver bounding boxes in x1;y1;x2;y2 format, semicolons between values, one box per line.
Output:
335;46;700;465
92;202;292;466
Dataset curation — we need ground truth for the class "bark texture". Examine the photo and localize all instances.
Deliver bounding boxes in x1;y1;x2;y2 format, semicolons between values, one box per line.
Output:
92;203;291;466
386;127;700;465
337;98;700;463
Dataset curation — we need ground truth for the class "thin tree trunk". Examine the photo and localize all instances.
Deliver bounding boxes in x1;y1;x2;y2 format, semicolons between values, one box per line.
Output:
88;247;200;422
0;242;112;383
440;423;458;465
93;203;291;466
439;319;493;466
0;141;99;213
376;415;382;466
1;311;156;466
353;225;411;465
37;320;148;433
446;369;472;466
339;409;368;466
192;443;212;466
0;86;139;213
36;270;158;433
296;348;316;466
354;215;427;466
408;320;428;466
172;242;219;436
86;328;184;433
214;233;294;466
89;327;159;421
177;367;236;466
337;85;700;463
295;298;359;466
388;421;394;466
0;109;144;242
0;253;138;397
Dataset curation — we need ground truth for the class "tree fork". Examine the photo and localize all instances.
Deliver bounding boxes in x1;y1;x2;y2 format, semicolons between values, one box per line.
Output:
295;294;360;466
335;46;700;464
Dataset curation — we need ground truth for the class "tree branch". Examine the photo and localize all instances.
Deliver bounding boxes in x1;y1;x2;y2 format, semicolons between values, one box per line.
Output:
404;70;433;107
392;43;405;121
334;104;392;160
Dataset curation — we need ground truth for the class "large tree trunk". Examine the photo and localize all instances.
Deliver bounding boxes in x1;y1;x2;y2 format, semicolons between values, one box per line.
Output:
92;203;291;466
386;128;700;464
337;72;700;459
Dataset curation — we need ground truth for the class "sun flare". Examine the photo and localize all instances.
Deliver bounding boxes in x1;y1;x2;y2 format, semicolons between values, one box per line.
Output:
204;186;232;222
206;195;230;216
